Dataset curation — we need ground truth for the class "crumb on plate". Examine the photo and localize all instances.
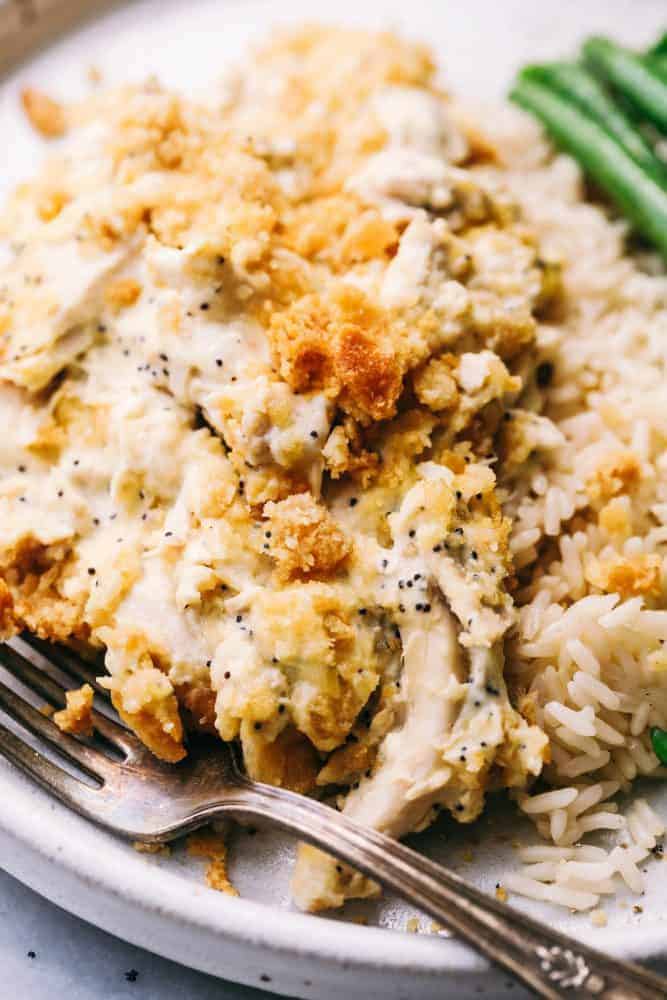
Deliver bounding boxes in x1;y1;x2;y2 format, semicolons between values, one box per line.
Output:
21;87;67;137
53;683;94;737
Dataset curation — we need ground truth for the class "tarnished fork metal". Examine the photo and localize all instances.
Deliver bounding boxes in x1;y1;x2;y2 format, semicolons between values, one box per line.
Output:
0;638;665;1000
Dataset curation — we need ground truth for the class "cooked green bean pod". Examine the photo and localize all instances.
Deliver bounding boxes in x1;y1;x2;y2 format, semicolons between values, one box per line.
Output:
520;62;667;186
510;78;667;258
584;36;667;132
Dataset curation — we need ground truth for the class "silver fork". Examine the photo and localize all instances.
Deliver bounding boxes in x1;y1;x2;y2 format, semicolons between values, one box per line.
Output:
0;638;664;1000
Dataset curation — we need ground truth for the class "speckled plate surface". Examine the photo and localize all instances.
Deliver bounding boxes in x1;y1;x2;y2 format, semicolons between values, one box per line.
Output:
0;3;666;998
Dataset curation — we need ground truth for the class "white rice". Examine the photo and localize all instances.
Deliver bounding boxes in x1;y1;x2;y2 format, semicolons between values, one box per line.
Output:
480;106;667;913
519;787;578;814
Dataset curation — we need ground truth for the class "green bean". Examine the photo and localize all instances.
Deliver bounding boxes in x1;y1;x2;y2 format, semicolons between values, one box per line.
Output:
520;62;667;186
510;78;667;259
646;56;667;84
583;36;667;132
650;727;667;766
647;32;667;61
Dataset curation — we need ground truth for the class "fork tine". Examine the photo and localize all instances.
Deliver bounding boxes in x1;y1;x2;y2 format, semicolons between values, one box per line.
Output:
21;635;109;696
2;642;84;705
3;643;141;756
0;719;100;812
0;675;118;781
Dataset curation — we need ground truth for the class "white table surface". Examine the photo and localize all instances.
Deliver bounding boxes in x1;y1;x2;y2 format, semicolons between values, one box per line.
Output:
0;867;289;1000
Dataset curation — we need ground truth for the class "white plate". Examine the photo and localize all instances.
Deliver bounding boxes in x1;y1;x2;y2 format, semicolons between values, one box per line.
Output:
1;2;666;997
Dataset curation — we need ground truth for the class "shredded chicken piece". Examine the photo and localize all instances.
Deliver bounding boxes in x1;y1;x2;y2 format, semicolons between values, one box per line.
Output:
293;607;460;910
292;461;547;910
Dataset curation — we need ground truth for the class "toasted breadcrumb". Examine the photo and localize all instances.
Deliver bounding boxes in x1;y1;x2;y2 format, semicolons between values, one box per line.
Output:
0;580;16;640
53;683;94;737
133;841;171;857
495;884;508;903
588;451;642;502
206;858;239;896
269;287;403;423
37;189;70;222
0;539;88;644
104;278;142;310
186;828;229;859
21;87;67;137
321;423;379;485
239;725;320;794
412;354;459;412
588;552;662;599
598;498;631;538
107;660;186;763
264;493;351;582
187;829;239;897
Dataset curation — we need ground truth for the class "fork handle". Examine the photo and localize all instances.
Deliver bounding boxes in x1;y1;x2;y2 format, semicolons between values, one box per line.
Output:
212;782;665;1000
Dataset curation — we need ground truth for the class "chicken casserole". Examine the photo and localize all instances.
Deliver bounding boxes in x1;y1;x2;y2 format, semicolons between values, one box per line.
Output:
0;26;554;910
